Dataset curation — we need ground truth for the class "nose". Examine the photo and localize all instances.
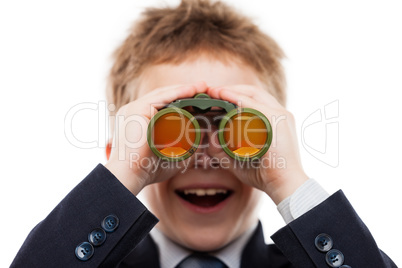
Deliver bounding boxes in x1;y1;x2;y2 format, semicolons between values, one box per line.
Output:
195;115;225;158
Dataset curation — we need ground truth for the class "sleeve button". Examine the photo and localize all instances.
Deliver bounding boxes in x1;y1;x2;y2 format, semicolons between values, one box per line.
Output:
75;242;94;261
315;233;333;252
326;249;344;267
101;214;119;232
88;228;107;246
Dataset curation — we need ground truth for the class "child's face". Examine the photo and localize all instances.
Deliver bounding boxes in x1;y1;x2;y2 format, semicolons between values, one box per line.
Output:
137;55;266;251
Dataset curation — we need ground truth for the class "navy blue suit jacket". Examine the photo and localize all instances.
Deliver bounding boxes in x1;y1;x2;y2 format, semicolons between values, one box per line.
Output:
11;165;397;267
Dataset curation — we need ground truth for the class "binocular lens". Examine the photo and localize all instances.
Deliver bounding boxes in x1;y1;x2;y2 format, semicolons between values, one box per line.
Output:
150;111;198;158
221;112;269;158
148;105;271;161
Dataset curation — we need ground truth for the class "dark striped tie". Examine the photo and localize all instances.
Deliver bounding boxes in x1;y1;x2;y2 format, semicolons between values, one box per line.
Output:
176;253;228;268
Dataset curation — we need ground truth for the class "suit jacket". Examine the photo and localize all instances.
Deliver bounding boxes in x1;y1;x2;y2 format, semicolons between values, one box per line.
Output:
11;164;397;267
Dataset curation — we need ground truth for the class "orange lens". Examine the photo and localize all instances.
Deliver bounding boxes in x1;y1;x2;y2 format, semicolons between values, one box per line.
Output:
151;112;196;157
222;112;268;157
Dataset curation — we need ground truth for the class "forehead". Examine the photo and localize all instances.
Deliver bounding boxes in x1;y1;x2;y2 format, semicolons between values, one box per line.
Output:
136;56;264;97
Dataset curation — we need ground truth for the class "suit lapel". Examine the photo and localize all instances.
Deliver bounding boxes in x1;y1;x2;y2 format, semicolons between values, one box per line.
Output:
118;234;160;268
120;221;290;268
241;221;292;268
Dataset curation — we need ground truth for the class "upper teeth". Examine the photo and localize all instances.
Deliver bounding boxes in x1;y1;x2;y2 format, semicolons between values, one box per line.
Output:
183;189;228;196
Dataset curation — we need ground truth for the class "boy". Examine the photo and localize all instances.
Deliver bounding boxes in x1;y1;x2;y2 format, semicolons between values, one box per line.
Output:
12;0;397;267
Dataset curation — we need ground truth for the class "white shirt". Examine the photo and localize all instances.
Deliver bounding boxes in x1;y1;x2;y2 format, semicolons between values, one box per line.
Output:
150;223;257;268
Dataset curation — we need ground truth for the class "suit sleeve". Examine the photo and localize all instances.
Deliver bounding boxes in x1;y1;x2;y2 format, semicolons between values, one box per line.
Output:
11;164;159;268
271;190;397;267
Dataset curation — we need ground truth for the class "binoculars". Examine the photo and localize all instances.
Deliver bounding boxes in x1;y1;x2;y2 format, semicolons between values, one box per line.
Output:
147;94;272;161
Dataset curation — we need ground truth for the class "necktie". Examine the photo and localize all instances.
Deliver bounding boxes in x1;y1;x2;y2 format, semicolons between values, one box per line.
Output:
176;253;228;268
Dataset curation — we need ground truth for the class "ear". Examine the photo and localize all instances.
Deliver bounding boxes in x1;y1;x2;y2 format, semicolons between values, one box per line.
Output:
106;142;112;160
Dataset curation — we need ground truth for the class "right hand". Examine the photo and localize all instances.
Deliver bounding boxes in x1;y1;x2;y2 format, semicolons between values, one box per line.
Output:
207;85;309;205
105;82;208;195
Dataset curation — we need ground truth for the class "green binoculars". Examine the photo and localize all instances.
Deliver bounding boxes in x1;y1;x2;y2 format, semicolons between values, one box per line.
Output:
147;93;272;161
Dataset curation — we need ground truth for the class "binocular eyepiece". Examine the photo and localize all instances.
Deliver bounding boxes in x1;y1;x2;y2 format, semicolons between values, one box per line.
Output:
147;93;272;161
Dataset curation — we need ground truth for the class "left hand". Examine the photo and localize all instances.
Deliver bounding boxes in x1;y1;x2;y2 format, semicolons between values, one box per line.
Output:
208;85;309;205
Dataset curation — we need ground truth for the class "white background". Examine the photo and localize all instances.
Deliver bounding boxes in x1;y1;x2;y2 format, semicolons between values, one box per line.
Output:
1;0;401;266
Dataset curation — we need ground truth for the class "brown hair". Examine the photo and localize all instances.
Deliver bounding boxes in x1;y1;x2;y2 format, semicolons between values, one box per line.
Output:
107;0;286;115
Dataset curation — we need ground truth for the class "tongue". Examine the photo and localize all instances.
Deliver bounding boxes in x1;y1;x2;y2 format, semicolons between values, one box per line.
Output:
184;194;228;207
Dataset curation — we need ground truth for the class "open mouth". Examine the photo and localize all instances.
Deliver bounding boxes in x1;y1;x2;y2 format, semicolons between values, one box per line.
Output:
175;188;233;208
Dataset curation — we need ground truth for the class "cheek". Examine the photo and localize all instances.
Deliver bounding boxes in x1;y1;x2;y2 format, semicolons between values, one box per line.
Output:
142;181;172;215
239;186;262;215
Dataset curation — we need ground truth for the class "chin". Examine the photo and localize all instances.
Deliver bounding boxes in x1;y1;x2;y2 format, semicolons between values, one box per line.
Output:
177;223;237;251
143;169;262;251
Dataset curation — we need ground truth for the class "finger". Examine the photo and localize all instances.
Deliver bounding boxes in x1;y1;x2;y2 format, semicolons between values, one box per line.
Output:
143;81;208;100
140;84;187;98
209;85;260;99
113;85;192;121
209;85;282;109
219;85;272;100
193;81;208;93
122;83;208;119
143;83;209;109
227;85;282;108
218;89;268;112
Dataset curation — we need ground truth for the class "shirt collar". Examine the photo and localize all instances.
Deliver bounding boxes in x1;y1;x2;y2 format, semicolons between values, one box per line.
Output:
150;222;258;268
